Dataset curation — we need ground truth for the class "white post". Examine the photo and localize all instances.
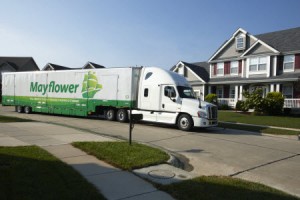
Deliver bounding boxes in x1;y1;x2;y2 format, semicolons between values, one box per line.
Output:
270;84;275;92
202;85;205;101
267;56;270;77
235;85;239;103
276;84;280;92
208;86;212;94
273;56;277;76
239;85;243;100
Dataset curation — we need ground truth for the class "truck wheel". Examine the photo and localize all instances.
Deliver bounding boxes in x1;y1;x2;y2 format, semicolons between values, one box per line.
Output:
116;109;128;122
24;106;32;114
16;106;24;113
106;109;116;121
177;114;193;131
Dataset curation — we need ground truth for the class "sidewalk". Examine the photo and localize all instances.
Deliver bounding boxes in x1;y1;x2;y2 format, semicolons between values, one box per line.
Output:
0;122;175;200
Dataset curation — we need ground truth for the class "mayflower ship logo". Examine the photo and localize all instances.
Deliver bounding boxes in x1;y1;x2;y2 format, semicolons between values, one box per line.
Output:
81;72;103;98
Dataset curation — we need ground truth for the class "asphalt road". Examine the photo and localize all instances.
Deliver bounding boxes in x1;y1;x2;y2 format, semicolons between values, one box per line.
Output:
1;106;299;197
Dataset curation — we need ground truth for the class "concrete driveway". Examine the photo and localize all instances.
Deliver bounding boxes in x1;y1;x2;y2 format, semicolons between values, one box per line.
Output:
1;106;299;197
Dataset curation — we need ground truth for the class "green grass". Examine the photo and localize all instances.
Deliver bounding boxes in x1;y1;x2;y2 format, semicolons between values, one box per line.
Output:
0;115;33;123
160;176;299;200
219;122;300;135
72;142;169;170
218;111;300;129
0;146;105;200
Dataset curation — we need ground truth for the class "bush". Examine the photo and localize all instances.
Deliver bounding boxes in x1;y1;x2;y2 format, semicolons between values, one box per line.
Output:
243;89;267;113
205;94;218;105
235;100;248;111
219;104;231;110
265;92;284;115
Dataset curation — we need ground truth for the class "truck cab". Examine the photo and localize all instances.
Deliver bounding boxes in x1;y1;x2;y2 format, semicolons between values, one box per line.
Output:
136;67;218;131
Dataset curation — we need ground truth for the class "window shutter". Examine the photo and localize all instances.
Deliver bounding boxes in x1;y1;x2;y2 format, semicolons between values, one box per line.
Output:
224;62;230;74
238;60;242;74
277;56;284;71
213;63;217;75
295;54;300;69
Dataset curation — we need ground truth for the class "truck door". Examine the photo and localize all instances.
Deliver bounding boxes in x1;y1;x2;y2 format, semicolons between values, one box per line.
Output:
157;85;180;123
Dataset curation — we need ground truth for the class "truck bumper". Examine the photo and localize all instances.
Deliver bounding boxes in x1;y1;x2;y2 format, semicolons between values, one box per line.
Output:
193;117;218;128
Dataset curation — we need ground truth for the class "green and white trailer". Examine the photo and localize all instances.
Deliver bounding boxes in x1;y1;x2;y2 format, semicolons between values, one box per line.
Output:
2;67;217;131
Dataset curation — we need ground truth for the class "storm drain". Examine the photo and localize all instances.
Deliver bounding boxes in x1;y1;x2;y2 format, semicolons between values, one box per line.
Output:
148;170;175;179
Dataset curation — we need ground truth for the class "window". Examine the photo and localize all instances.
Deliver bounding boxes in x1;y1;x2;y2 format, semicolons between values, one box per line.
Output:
217;63;224;76
177;86;196;99
230;87;235;99
236;34;245;50
231;61;238;75
282;85;293;98
249;57;267;72
216;87;223;98
283;55;295;71
144;88;149;97
145;72;153;80
164;86;176;98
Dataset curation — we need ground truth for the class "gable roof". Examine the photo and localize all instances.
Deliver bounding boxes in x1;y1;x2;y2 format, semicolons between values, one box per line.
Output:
0;57;39;71
255;27;300;53
171;61;210;82
42;63;72;70
83;61;105;69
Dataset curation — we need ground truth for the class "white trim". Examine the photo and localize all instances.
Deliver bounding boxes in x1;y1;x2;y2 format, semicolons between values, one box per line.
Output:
230;61;238;75
216;62;224;76
283;55;295;72
273;56;277;76
240;40;279;57
42;63;54;71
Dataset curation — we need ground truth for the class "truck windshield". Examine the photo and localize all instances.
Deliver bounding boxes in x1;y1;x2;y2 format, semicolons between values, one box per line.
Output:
177;86;196;99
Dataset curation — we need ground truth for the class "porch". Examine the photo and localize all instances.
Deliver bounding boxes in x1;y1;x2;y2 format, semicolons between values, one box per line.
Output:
217;98;300;108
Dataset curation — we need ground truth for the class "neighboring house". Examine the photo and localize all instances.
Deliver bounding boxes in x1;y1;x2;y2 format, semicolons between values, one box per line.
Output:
0;57;39;100
171;61;209;100
172;27;300;108
42;63;73;71
82;62;105;69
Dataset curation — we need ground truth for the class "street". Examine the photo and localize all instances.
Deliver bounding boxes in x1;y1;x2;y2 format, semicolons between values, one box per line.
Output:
1;106;299;197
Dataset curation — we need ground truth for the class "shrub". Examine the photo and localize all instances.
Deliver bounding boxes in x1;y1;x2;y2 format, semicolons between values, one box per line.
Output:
235;100;247;111
205;94;218;105
265;92;284;115
243;89;267;113
219;104;231;110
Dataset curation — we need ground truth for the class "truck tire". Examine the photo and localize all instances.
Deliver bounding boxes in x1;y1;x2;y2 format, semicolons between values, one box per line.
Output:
16;106;24;113
24;106;32;114
106;109;116;121
116;109;128;122
177;114;193;131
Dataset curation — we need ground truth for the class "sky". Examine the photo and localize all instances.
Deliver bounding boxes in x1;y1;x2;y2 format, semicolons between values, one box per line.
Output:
1;0;300;70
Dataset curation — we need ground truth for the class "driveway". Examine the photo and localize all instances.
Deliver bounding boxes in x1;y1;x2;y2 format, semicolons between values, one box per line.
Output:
1;106;299;197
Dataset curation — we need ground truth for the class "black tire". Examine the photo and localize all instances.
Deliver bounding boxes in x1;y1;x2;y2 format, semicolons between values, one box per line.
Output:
177;114;194;131
16;106;24;113
24;106;32;114
106;109;116;121
116;109;128;122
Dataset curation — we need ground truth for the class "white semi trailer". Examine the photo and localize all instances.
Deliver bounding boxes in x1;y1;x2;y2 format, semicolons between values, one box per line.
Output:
1;67;217;131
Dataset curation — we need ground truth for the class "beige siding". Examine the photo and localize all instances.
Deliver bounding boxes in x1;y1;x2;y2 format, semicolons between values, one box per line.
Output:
186;68;199;81
245;43;274;55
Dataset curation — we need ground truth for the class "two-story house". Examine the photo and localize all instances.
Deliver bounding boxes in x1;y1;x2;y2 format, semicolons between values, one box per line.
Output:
172;27;300;108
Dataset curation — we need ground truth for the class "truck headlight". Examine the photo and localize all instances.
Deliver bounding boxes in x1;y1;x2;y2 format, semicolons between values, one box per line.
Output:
197;111;207;118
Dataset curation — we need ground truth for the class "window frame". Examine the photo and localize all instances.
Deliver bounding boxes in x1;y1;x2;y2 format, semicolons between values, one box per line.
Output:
216;87;223;98
217;62;224;76
236;34;245;50
249;56;267;72
282;84;293;98
230;61;238;75
283;55;295;72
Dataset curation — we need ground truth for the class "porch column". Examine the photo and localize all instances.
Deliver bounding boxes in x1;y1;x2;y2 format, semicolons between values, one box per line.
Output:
202;85;205;101
239;85;243;100
235;85;239;103
270;84;275;92
276;84;280;92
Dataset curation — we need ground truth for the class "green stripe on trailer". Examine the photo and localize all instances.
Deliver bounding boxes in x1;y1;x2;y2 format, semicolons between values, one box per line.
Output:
2;95;135;116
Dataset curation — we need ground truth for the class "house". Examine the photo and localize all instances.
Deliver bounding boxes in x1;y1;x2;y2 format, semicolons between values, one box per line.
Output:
172;27;300;108
82;61;105;69
42;63;73;71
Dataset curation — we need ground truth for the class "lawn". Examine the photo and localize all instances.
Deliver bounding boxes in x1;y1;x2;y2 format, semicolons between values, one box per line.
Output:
72;142;169;170
218;111;300;129
160;176;299;200
0;115;33;123
0;146;105;200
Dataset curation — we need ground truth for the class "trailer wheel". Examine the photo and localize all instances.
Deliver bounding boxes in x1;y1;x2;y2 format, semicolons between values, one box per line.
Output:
177;114;193;131
106;109;116;121
116;109;128;122
24;106;32;114
16;106;24;113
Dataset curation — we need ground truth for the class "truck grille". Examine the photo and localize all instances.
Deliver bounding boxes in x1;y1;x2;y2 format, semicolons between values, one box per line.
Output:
207;105;218;119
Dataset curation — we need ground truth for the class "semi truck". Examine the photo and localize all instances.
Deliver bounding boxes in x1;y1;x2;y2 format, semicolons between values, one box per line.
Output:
1;67;217;131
